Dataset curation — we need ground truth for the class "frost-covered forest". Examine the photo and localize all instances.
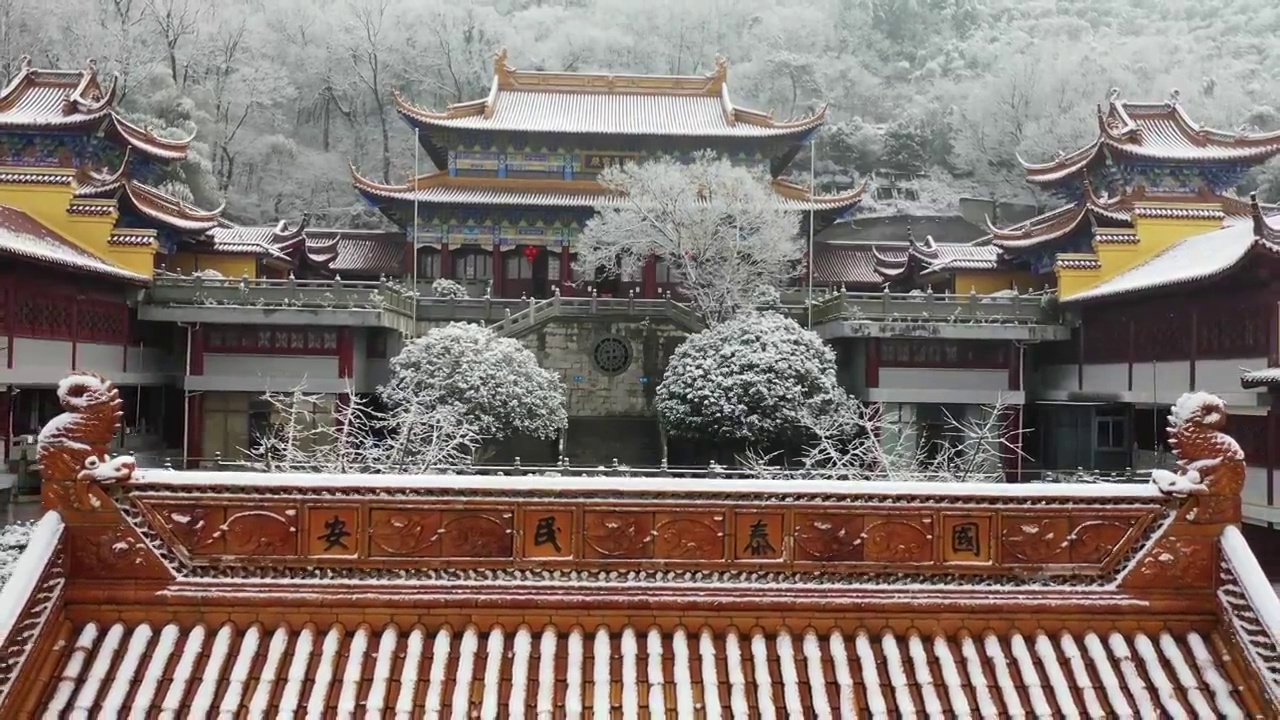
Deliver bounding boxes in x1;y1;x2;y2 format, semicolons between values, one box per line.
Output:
4;0;1279;224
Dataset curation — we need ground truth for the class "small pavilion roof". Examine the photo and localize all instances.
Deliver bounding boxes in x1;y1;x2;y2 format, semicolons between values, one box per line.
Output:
0;58;193;162
73;155;223;234
1022;89;1280;186
394;49;826;143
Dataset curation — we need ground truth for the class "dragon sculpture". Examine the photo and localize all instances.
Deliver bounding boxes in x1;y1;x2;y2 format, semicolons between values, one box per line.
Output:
1151;391;1246;501
37;373;136;509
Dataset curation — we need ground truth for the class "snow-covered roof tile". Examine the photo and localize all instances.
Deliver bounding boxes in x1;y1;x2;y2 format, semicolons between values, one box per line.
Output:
305;229;406;276
352;170;865;213
1240;367;1280;389
1061;221;1259;303
394;52;825;139
0;205;149;284
1023;90;1280;185
27;618;1250;718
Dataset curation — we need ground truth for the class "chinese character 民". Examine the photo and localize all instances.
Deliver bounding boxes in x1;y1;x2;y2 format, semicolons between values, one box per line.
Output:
743;519;776;557
317;515;352;552
951;522;980;556
533;515;562;552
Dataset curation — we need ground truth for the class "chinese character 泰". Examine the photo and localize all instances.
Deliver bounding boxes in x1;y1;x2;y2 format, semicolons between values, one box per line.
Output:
533;515;562;552
951;522;980;556
743;519;776;557
317;515;352;552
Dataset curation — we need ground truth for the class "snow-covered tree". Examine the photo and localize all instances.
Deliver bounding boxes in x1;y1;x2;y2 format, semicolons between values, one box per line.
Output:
431;277;469;298
246;384;480;472
577;153;803;325
798;397;1026;482
381;322;566;440
656;312;847;445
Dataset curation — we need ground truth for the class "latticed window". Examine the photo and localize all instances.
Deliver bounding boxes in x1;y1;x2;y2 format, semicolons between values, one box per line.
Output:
76;300;127;344
206;325;341;356
13;294;74;339
453;251;492;280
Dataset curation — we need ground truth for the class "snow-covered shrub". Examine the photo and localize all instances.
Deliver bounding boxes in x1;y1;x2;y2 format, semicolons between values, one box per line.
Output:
750;284;782;311
656;313;847;444
0;521;35;589
431;278;468;299
193;269;224;279
381;323;567;440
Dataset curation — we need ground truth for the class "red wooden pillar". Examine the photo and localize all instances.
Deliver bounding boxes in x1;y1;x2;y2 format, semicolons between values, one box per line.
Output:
337;328;354;380
560;247;574;296
641;255;658;299
1188;307;1198;390
1269;395;1278;525
439;243;453;281
186;326;205;469
0;387;9;466
402;242;414;282
491;245;505;298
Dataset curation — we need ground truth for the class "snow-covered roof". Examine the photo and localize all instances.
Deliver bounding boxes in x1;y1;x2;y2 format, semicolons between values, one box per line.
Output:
393;50;825;140
0;58;192;162
0;205;149;284
73;160;222;234
1062;212;1279;303
352;169;866;214
1219;525;1280;702
30;618;1252;718
1241;367;1280;389
1022;90;1280;185
305;229;406;276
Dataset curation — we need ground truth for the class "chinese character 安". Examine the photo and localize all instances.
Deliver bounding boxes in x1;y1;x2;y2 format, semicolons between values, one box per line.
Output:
318;515;352;552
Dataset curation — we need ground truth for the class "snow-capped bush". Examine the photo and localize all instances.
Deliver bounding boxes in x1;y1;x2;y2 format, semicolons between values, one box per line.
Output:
656;313;847;444
750;284;782;311
193;269;224;279
0;521;35;589
381;323;567;440
431;278;469;299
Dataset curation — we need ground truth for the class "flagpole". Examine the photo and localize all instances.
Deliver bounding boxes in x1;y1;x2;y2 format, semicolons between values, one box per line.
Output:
413;127;420;329
807;134;816;329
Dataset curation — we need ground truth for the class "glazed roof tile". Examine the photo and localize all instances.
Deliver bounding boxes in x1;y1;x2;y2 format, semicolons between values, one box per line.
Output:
0;205;148;284
305;229;406;276
813;243;900;285
352;169;866;213
394;51;825;139
1022;91;1280;185
0;59;191;161
31;619;1252;718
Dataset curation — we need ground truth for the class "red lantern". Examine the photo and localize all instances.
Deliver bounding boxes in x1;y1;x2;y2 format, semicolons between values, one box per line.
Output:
523;245;541;263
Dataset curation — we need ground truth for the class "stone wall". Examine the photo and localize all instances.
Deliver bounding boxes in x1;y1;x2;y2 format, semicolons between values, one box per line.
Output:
519;317;689;418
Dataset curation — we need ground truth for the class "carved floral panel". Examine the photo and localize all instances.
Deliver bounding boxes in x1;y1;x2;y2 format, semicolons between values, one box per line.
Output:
220;507;299;557
793;514;864;562
652;513;724;561
862;516;933;564
440;511;513;559
1069;516;1135;565
1124;536;1215;590
67;524;170;580
583;512;654;560
369;509;444;558
1000;515;1071;565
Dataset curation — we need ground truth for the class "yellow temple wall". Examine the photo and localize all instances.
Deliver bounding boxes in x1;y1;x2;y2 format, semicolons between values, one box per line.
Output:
0;178;164;277
950;270;1044;295
169;252;260;279
1097;213;1221;283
